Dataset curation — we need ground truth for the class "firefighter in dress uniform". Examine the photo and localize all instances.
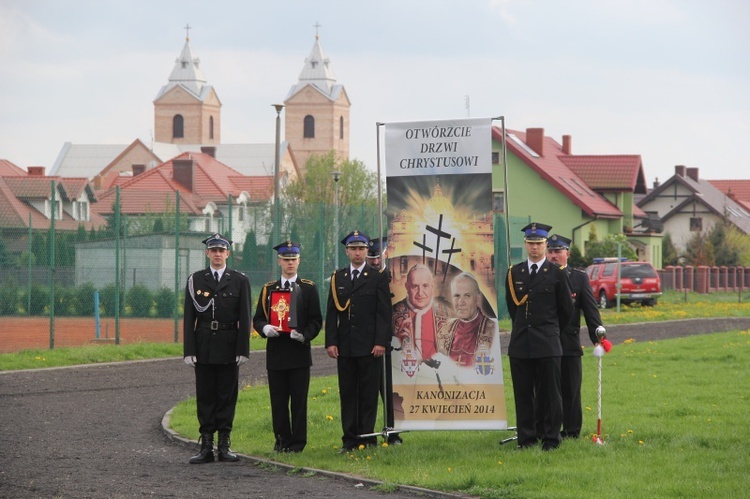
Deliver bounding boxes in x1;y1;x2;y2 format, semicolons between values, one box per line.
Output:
253;241;322;453
183;233;251;463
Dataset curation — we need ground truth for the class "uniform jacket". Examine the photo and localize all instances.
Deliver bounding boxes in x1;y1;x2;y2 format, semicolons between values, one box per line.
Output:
183;267;251;364
562;267;603;356
505;259;574;359
325;263;392;357
252;277;323;370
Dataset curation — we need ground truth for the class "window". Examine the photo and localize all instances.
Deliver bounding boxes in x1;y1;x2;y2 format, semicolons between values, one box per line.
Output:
173;115;184;138
689;217;702;231
492;152;499;164
303;115;315;138
76;201;89;221
339;116;344;139
209;116;214;139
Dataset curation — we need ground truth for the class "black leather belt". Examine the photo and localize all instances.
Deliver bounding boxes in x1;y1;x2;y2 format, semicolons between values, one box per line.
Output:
199;321;237;331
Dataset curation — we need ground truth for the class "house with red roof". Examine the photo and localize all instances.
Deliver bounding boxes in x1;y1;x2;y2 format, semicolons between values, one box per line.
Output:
492;127;663;266
637;166;750;251
708;179;750;213
0;162;106;249
91;151;273;251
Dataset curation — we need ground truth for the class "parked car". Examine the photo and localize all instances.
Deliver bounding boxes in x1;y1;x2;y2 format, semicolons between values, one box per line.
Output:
585;259;662;309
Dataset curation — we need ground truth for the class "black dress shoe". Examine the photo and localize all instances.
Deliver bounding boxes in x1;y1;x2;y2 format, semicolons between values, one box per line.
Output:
189;447;215;464
542;443;559;451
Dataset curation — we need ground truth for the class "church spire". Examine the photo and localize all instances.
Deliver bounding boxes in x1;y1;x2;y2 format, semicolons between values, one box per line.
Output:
294;23;337;96
158;25;208;99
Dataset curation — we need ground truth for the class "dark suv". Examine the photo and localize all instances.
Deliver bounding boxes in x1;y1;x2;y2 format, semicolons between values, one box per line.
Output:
585;259;662;309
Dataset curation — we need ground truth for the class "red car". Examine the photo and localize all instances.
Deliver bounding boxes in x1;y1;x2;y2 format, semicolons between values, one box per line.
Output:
585;259;662;309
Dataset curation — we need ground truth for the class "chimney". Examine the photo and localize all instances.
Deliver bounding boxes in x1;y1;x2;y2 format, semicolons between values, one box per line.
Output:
562;135;572;155
132;164;146;176
675;165;686;177
686;167;699;182
93;175;102;190
201;146;216;158
525;128;545;156
27;166;46;176
172;158;195;191
653;177;660;189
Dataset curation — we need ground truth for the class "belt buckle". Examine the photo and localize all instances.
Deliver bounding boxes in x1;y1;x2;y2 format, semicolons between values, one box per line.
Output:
210;321;219;331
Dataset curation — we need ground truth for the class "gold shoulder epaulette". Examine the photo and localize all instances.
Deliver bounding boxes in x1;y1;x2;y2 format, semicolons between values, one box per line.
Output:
300;278;315;285
264;280;276;287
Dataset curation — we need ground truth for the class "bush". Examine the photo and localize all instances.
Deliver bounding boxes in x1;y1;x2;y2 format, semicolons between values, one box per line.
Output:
126;284;153;317
154;287;175;318
21;285;49;315
70;283;97;316
99;284;125;317
0;283;19;315
53;286;75;316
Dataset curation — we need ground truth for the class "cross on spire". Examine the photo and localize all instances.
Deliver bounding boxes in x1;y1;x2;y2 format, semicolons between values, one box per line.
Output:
313;21;322;39
184;23;192;41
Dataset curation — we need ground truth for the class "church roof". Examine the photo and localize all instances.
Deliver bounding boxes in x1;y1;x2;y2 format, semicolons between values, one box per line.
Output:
154;34;210;101
51;142;289;180
286;34;341;101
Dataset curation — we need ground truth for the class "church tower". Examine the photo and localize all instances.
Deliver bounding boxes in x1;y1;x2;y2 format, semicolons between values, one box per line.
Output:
154;27;221;145
284;29;350;169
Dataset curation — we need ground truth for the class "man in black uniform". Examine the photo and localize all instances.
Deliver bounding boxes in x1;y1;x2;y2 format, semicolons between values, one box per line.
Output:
326;230;392;452
367;236;402;445
505;223;573;450
183;233;251;463
253;241;322;453
544;234;605;438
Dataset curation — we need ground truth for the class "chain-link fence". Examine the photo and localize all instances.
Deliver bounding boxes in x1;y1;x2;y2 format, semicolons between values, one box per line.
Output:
0;185;384;353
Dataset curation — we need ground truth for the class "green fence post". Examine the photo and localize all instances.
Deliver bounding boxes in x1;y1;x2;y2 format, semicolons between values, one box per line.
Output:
49;180;56;349
174;191;180;343
27;213;32;316
115;186;121;345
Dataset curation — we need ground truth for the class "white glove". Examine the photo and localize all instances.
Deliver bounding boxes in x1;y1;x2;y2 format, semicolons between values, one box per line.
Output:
183;356;196;367
236;355;249;366
263;324;280;338
290;330;305;343
592;345;606;358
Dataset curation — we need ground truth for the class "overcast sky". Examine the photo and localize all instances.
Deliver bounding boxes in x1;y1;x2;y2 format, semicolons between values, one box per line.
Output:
1;0;748;186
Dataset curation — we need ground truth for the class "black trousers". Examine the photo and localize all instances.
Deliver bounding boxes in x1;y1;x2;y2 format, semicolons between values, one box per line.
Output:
560;355;583;437
194;362;239;434
510;356;562;447
267;367;311;452
337;355;381;449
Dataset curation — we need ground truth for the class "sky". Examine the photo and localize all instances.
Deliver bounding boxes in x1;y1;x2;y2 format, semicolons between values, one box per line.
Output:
1;0;748;187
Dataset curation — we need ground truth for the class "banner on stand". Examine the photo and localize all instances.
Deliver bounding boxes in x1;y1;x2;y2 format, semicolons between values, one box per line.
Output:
384;118;506;430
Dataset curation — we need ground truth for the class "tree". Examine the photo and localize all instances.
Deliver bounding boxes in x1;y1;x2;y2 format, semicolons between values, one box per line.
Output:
284;152;380;273
240;230;258;271
709;223;740;267
683;232;715;266
661;232;679;267
567;243;587;269
585;233;638;262
0;236;10;267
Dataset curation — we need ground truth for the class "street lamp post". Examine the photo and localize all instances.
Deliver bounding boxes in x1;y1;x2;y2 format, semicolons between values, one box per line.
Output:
272;104;284;246
332;170;342;270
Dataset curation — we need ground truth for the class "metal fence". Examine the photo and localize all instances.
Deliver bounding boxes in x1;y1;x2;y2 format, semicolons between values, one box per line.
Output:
0;186;383;353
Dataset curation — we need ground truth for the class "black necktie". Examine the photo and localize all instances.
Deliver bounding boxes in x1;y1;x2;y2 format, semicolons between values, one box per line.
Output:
530;263;538;280
214;271;219;283
284;280;290;289
352;269;360;282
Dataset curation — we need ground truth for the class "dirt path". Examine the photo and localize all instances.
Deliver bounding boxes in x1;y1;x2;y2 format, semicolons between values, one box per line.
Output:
1;318;748;498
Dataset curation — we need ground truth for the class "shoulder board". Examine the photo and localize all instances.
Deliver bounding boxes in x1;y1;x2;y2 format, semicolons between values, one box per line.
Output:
572;267;585;273
263;280;276;287
300;278;315;285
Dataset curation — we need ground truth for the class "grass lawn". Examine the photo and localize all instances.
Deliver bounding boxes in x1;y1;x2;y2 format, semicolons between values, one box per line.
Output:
169;329;750;498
